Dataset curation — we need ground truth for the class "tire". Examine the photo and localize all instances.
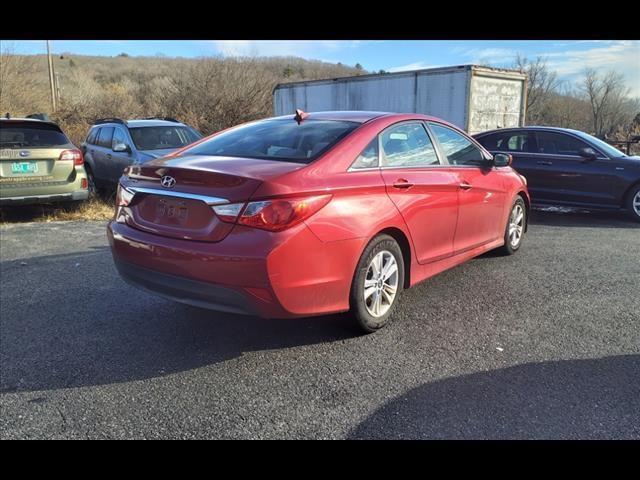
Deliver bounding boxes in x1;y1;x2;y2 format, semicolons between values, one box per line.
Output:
498;196;526;255
626;184;640;223
85;167;98;199
349;234;405;333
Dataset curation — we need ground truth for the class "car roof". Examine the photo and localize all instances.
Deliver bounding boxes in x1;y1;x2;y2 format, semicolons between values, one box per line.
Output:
269;111;451;124
90;119;187;128
125;119;187;128
474;126;592;137
0;117;59;126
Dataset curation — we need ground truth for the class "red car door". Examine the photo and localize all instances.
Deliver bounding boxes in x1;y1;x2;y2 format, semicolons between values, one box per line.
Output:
428;123;506;253
378;122;460;264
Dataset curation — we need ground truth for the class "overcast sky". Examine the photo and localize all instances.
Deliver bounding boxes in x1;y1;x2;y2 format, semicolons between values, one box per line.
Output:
6;40;640;97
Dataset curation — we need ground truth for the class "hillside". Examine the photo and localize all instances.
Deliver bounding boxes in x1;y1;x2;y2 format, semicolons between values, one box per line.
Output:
0;53;365;144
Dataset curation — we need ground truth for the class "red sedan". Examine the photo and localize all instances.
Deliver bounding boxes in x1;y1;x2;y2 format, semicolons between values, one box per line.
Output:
108;111;529;332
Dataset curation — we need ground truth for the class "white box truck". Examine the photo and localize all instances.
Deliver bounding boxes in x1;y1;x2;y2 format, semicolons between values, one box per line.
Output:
273;64;527;135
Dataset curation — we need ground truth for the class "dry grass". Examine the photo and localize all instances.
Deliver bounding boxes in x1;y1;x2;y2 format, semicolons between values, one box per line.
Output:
0;197;114;224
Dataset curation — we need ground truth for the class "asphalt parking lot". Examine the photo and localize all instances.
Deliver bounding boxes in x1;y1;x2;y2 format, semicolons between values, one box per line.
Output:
1;208;639;439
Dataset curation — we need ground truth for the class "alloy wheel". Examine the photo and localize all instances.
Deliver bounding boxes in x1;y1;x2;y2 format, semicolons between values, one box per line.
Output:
364;250;399;318
508;203;525;248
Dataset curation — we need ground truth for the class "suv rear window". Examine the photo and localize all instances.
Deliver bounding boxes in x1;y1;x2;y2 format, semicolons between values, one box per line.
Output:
183;119;360;163
0;122;71;148
128;126;202;151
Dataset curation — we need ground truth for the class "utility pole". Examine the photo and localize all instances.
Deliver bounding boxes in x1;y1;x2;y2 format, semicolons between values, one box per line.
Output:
55;71;61;106
46;40;57;112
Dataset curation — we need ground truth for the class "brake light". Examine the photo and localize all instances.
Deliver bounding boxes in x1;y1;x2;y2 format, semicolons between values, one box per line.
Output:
214;194;331;232
116;184;135;207
59;149;84;165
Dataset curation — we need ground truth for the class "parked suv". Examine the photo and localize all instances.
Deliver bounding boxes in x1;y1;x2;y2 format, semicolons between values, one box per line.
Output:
474;126;640;222
0;114;89;206
81;117;203;193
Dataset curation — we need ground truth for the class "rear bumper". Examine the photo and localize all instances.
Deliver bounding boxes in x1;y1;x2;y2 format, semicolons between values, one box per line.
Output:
114;258;262;316
0;189;89;206
0;166;89;206
108;219;364;319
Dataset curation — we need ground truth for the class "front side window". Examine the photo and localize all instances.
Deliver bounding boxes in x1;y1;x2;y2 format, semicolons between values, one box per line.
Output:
429;123;485;166
182;119;359;163
128;126;202;151
380;123;439;168
533;131;590;156
350;139;379;169
112;127;128;149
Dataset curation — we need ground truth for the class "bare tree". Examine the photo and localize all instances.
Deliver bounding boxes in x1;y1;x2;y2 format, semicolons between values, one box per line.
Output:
582;68;631;137
514;54;560;124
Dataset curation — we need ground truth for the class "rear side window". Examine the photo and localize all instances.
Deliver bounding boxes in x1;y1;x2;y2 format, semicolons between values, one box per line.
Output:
533;131;589;156
97;127;114;148
182;119;359;163
86;127;99;145
429;123;485;166
380;123;439;168
478;131;530;153
351;139;379;169
0;122;71;148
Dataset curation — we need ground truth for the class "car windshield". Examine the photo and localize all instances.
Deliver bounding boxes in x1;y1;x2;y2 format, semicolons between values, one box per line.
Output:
571;130;627;157
183;118;360;163
0;123;71;148
129;126;202;151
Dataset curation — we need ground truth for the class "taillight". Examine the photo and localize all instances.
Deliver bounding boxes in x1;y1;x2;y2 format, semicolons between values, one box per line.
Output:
211;203;244;223
59;149;83;166
213;194;331;232
116;184;135;207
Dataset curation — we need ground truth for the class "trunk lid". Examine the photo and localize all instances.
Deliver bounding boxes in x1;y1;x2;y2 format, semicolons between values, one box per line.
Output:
121;155;303;242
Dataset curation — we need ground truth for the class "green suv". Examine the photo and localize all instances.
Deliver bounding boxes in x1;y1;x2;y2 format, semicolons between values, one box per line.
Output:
0;115;89;206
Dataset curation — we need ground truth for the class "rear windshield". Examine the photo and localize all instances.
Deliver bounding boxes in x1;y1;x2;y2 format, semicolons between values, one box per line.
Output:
183;119;360;163
0;122;71;148
129;126;202;151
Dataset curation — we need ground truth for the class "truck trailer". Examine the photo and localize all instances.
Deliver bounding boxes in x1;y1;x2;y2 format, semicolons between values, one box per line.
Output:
273;64;528;135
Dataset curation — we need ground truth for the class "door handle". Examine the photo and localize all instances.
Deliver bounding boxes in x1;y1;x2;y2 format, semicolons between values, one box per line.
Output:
537;160;552;165
459;182;472;190
393;179;414;189
106;153;112;159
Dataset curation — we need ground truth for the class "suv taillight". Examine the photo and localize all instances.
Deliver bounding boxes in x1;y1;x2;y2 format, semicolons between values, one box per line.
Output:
213;195;332;232
59;149;84;166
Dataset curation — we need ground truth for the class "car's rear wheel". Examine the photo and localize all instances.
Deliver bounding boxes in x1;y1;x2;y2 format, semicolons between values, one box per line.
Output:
350;234;404;333
626;184;640;223
85;167;98;199
499;196;526;255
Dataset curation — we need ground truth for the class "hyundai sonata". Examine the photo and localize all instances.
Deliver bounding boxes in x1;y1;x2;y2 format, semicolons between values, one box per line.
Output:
108;111;529;332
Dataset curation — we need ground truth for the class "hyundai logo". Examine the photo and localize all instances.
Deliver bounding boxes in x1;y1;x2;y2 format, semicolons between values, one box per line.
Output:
161;175;176;188
19;150;30;158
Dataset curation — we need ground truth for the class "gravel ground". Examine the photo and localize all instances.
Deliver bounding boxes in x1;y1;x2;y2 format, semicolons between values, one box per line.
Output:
0;208;638;439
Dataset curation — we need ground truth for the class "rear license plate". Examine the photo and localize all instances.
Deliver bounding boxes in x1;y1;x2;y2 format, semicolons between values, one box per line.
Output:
11;162;39;174
156;198;189;222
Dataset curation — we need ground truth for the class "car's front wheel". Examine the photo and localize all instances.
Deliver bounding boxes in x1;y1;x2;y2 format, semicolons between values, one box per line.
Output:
350;234;404;333
626;184;640;223
499;196;526;255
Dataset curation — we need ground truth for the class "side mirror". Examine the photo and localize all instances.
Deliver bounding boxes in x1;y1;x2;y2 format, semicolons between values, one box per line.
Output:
113;143;130;153
493;153;512;167
578;147;598;160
